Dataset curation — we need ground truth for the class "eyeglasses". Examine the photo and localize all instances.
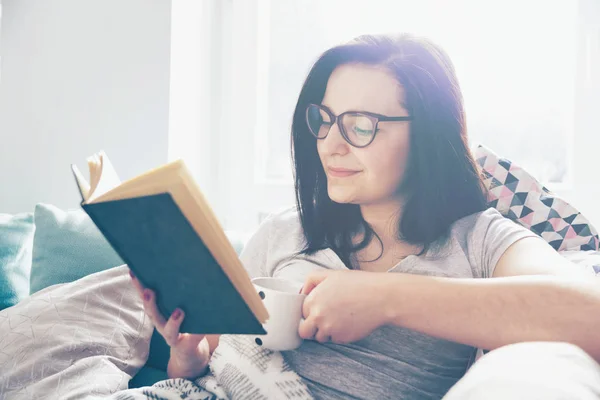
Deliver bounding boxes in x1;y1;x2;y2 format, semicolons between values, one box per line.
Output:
305;103;413;148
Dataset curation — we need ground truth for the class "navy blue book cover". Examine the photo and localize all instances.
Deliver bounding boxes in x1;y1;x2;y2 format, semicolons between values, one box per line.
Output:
82;193;266;335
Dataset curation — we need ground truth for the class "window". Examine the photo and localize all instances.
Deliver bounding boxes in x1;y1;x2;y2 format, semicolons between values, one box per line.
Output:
260;0;576;186
172;0;600;231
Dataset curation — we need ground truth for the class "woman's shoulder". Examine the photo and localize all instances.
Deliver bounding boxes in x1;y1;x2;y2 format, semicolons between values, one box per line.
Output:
442;206;534;253
444;206;539;277
238;205;307;277
450;207;516;236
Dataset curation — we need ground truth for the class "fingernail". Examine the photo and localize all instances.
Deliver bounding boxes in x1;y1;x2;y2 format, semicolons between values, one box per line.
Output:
173;308;182;320
143;290;151;302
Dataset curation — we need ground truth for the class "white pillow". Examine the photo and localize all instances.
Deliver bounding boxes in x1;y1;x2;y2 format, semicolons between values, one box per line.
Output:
0;265;154;400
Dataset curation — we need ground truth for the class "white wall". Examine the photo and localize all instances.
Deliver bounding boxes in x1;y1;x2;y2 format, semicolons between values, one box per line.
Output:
0;0;172;214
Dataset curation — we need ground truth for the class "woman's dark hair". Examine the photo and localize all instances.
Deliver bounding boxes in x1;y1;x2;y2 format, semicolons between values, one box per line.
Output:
291;33;488;268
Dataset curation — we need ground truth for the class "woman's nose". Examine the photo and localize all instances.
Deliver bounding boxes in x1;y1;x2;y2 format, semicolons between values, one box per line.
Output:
320;122;350;155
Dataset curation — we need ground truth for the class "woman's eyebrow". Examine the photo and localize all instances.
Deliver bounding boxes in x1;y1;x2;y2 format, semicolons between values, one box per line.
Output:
320;103;381;115
321;102;409;116
320;102;334;113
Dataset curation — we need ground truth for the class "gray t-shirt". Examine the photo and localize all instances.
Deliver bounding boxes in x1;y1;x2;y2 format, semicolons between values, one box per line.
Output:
239;206;538;399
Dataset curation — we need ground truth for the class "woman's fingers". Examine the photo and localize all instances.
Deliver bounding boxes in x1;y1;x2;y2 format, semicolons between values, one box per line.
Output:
142;288;167;331
314;328;331;344
298;318;317;340
163;308;184;346
299;316;331;343
129;269;145;298
129;268;194;349
130;268;167;331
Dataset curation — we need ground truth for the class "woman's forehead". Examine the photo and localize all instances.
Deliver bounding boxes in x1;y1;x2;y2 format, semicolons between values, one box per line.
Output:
322;63;407;116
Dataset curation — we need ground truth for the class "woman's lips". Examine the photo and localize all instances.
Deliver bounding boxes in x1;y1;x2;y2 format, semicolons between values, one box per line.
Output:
327;167;360;178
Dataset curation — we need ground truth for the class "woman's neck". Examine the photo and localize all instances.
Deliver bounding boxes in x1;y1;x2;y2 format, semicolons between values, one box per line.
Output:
354;199;422;271
359;200;404;244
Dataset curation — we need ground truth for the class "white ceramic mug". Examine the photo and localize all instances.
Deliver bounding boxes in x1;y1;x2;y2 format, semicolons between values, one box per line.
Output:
251;277;305;351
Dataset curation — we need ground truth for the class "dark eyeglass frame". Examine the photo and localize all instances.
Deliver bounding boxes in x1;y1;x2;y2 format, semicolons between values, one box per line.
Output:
305;103;413;148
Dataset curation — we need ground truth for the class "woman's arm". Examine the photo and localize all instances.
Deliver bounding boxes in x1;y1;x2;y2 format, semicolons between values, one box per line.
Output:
382;237;600;361
300;237;600;362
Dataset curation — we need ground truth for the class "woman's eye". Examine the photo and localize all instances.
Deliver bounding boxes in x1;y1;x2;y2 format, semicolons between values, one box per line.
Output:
353;126;374;136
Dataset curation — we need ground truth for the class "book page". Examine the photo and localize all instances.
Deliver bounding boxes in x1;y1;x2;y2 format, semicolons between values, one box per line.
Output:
91;160;182;203
71;164;91;201
87;151;122;203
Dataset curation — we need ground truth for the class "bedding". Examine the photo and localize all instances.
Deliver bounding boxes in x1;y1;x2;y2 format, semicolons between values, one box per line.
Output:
0;265;153;399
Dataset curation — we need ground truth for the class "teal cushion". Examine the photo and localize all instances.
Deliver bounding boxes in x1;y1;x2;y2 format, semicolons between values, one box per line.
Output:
30;204;124;294
0;213;35;310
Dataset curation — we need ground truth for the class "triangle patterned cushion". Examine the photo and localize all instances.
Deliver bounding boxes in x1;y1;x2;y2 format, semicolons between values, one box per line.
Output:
474;144;599;252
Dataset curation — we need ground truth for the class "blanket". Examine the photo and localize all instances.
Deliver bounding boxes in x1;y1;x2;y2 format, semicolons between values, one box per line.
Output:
104;335;313;400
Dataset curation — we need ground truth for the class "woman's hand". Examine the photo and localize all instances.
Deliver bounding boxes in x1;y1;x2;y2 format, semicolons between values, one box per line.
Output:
298;270;391;344
129;269;211;379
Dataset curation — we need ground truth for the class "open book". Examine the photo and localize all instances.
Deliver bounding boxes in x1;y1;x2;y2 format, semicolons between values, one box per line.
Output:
71;151;268;334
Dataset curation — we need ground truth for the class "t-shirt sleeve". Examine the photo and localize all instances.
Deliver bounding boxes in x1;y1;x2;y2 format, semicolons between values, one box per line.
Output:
469;208;540;278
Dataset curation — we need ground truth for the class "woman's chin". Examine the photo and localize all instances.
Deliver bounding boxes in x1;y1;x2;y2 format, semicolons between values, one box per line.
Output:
327;188;359;204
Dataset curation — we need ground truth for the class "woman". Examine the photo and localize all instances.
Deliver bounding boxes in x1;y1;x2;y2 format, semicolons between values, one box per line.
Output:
131;33;600;399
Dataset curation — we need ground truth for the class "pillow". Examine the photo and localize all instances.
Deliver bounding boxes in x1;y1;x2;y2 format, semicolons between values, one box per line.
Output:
0;265;154;399
0;213;35;310
474;144;600;252
30;203;124;294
